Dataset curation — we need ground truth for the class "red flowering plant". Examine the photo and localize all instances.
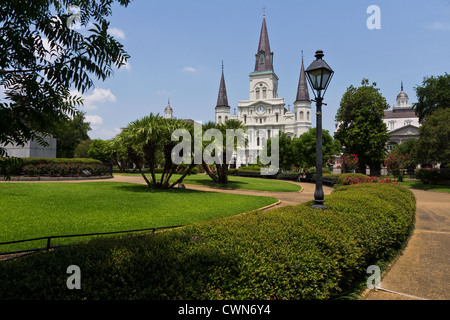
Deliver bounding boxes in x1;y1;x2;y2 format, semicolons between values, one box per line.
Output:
337;154;359;172
384;151;409;181
342;175;397;186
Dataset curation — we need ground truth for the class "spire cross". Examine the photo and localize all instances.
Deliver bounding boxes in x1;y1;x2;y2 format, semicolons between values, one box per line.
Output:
262;5;266;16
221;60;224;71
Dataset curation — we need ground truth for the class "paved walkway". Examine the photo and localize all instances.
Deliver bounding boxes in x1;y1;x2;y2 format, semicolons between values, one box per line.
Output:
108;174;334;209
363;188;450;300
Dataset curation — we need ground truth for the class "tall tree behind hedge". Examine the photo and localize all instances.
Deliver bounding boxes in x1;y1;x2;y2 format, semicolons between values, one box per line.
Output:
412;108;450;167
414;73;450;122
53;112;91;158
335;79;390;175
0;0;132;158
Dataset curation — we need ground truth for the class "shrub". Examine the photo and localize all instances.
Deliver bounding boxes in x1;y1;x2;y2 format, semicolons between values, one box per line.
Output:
2;158;103;176
415;168;450;185
0;183;415;300
20;162;109;177
340;175;397;186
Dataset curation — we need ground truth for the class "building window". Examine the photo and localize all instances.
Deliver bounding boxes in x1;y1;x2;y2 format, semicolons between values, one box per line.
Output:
389;121;396;130
262;87;267;99
218;116;222;124
244;114;247;124
300;111;304;120
259;51;265;64
257;137;260;147
260;118;262;124
404;119;413;126
275;113;279;122
225;116;228;121
307;111;310;121
268;129;271;139
256;88;260;100
295;112;297;121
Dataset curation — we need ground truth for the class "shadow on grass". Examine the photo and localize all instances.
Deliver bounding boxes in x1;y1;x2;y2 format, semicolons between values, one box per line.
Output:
112;183;204;194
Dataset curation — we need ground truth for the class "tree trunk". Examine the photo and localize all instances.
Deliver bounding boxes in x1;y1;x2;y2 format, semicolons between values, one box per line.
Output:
169;163;196;188
127;147;151;187
202;160;219;183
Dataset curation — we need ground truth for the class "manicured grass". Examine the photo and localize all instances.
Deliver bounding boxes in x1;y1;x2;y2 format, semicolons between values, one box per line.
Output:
0;182;277;253
116;173;302;192
397;180;450;193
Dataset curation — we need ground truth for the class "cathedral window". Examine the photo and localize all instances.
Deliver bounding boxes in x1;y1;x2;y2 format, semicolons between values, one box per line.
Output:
262;88;267;99
300;111;304;120
259;51;265;64
307;111;310;121
256;88;260;100
275;113;279;122
218;116;222;124
404;119;413;126
257;137;260;146
244;114;247;124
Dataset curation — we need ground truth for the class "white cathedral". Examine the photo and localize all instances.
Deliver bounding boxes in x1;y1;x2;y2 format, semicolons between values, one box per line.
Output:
214;15;312;167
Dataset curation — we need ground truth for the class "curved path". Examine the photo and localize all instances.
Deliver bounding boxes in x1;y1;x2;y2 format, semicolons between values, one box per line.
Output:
109;174;333;210
363;188;450;300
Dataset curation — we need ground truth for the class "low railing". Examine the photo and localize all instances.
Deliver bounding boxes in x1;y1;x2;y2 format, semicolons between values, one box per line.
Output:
0;225;184;257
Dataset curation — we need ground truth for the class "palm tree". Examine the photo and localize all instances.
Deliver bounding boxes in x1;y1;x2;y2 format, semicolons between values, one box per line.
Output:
201;119;246;184
116;113;196;189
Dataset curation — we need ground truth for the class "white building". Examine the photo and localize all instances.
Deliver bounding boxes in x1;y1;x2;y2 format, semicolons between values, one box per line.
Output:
383;83;420;151
1;134;57;158
215;15;312;167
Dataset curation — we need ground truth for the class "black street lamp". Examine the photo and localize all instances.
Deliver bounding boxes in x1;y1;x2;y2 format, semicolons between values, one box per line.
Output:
305;50;334;210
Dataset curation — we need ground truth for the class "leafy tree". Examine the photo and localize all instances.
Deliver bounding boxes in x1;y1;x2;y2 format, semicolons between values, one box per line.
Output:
74;139;92;158
294;128;340;169
88;139;113;163
335;79;390;175
414;73;450;122
52;112;91;158
412;108;450;166
391;138;418;173
0;0;132;171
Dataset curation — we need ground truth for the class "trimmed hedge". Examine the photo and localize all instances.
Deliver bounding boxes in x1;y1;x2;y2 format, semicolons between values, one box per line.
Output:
1;158;107;176
415;168;450;185
0;183;416;300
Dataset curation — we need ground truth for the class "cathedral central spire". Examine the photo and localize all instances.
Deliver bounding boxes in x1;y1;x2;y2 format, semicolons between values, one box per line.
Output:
254;15;274;72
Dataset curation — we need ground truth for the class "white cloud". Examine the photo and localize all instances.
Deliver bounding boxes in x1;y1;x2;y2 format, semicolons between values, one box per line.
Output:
72;88;117;111
85;115;103;129
183;66;196;72
427;22;450;31
108;27;126;40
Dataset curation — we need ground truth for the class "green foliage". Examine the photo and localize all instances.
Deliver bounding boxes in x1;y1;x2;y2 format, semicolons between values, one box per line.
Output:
0;183;415;299
415;168;450;185
412;108;450;166
52;112;91;158
2;157;102;176
88;139;113;163
0;0;132;158
335;79;390;172
74;139;93;158
413;73;450;122
21;162;109;177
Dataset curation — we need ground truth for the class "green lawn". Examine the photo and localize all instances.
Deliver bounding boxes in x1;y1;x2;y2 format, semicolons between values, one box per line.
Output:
116;173;302;192
397;180;450;193
0;182;277;253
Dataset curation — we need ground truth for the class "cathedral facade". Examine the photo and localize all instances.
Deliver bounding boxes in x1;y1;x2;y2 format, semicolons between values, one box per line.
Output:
215;16;312;167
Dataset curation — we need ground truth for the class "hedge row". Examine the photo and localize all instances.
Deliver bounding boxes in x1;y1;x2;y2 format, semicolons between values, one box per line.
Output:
0;158;106;176
0;183;416;300
415;168;450;185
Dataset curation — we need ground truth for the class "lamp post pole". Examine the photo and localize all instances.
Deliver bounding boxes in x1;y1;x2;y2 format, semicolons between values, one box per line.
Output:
305;50;334;210
312;95;326;209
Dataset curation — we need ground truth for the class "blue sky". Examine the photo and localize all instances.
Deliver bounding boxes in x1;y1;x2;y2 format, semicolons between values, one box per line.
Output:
76;0;450;140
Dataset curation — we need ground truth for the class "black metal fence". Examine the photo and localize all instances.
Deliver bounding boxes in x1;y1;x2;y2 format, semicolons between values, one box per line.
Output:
0;225;184;257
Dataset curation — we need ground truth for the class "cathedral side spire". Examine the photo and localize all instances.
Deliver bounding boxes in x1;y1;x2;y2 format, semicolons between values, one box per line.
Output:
216;68;229;107
254;15;274;72
295;57;310;102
